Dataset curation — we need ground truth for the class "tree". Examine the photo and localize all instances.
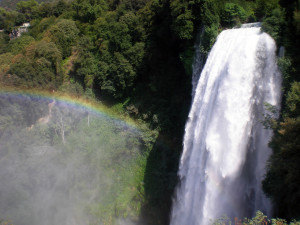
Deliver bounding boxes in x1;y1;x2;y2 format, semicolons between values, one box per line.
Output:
8;35;35;54
0;7;20;31
262;7;285;43
73;36;99;88
170;0;194;39
255;0;280;19
52;0;69;17
8;40;63;87
263;82;300;220
222;2;248;26
29;16;56;39
16;0;39;20
72;0;108;23
47;19;79;58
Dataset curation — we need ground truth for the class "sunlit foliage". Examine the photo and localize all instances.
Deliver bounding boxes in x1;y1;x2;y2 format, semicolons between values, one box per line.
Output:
213;211;300;225
0;0;298;223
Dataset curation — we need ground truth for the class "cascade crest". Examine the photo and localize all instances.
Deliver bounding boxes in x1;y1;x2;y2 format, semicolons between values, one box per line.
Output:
171;25;281;225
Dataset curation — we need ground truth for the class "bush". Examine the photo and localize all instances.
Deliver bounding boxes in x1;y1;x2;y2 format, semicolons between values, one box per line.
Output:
47;19;79;58
29;16;56;39
263;82;300;220
8;35;35;54
8;40;62;87
262;7;285;43
255;0;280;19
222;3;248;27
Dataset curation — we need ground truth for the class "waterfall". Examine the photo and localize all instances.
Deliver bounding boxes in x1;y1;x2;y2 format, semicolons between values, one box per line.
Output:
170;25;282;225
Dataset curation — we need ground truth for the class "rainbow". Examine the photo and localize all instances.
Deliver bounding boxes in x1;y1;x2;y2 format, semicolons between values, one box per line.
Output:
0;86;140;130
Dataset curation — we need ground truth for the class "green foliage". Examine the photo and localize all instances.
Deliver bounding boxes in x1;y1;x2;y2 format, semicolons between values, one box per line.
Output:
47;19;79;58
170;0;194;40
255;0;280;19
262;102;280;130
286;82;300;118
212;215;231;225
201;24;219;56
58;79;85;96
201;0;222;26
16;0;39;20
213;211;300;225
263;117;300;219
8;40;62;87
0;52;13;78
60;114;147;223
52;0;69;17
278;56;293;93
72;0;108;23
263;82;300;220
29;16;56;39
75;57;98;88
261;1;299;220
244;211;268;224
0;32;9;54
0;0;298;224
0;7;20;31
8;34;35;54
95;12;134;53
262;7;285;43
222;2;248;26
92;10;146;99
0;52;13;65
0;0;54;10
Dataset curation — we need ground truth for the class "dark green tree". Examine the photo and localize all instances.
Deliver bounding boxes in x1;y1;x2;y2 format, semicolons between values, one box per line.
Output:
47;19;79;58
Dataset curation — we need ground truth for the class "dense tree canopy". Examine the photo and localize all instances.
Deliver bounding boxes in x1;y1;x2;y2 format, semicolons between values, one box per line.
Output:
0;0;299;224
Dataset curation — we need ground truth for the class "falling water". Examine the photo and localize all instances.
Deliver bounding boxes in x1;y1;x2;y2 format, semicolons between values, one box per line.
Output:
171;25;281;225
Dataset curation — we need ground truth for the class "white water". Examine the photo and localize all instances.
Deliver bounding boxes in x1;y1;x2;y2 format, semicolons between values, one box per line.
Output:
171;26;281;225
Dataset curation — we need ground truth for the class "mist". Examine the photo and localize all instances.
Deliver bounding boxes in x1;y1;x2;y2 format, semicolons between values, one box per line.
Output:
0;93;143;225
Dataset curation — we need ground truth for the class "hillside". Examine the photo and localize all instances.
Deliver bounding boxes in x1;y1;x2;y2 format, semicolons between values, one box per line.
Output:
0;0;299;224
0;0;52;9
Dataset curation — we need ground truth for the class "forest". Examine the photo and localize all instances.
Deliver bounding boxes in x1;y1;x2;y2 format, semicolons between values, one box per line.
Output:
0;0;299;224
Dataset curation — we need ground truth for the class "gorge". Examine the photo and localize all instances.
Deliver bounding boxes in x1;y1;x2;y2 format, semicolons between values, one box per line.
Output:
0;0;299;224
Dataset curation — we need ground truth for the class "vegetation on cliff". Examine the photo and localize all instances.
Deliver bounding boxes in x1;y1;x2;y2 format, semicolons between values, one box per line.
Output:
0;0;299;224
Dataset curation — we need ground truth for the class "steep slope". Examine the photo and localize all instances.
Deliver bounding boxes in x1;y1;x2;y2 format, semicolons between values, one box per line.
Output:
0;0;53;9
